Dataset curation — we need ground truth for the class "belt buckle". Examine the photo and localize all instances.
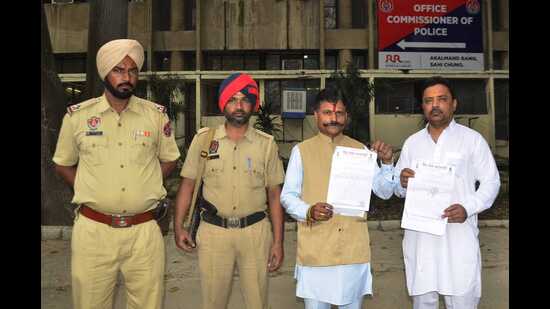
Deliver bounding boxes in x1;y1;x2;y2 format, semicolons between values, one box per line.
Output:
111;214;132;228
226;217;240;229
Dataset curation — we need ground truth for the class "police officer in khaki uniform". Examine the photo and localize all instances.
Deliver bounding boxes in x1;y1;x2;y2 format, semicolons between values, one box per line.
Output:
173;72;285;309
53;39;180;309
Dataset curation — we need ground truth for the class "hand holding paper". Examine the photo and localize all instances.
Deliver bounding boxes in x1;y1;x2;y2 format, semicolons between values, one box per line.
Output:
326;146;378;216
401;160;456;235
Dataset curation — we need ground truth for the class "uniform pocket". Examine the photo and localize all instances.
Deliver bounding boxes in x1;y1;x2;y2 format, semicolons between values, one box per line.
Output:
131;138;156;164
79;136;108;166
245;162;265;189
203;159;224;188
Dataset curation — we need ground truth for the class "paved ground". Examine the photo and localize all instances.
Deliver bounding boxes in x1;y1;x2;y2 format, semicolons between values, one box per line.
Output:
41;221;508;309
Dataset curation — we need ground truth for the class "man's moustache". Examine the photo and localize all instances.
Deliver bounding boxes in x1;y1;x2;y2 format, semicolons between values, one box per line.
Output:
117;83;134;89
430;108;442;115
323;122;343;127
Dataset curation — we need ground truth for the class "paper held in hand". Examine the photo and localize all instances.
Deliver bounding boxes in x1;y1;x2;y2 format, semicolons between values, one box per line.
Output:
401;160;455;236
326;146;378;217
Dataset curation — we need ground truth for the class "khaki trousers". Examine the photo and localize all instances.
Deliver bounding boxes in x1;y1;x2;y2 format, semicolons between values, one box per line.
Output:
197;217;273;309
71;215;165;309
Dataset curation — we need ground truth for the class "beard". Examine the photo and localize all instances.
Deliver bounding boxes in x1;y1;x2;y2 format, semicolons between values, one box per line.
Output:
224;108;252;127
104;79;135;99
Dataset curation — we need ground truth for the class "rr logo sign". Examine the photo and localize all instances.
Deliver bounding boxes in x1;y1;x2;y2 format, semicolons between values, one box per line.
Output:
385;54;401;63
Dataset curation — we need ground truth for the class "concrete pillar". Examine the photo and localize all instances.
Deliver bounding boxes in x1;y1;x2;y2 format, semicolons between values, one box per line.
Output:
484;0;493;70
170;0;185;71
338;0;352;28
499;0;509;69
339;49;352;69
171;0;184;30
499;0;509;30
196;0;201;70
368;0;376;69
338;0;353;69
320;0;325;69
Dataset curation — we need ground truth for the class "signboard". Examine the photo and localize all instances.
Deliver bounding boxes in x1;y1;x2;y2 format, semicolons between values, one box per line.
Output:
378;0;483;70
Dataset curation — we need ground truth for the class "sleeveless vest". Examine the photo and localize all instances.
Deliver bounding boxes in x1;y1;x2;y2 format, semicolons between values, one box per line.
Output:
296;133;372;266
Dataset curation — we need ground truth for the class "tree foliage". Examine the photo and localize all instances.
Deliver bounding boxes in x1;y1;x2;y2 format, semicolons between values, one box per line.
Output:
330;63;374;144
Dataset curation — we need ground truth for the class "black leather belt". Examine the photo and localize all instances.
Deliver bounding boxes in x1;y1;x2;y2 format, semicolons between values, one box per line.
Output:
202;210;266;229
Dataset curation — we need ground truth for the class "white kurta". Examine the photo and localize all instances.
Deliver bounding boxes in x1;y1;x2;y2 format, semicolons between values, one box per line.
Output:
394;119;500;297
281;145;396;305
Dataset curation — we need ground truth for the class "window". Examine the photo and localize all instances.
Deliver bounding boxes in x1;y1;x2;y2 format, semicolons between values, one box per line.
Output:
494;79;509;140
205;54;222;71
183;52;196;70
303;55;320;70
351;50;367;69
351;0;367;28
222;55;244;71
493;51;508;70
153;0;171;31
54;53;87;74
204;52;260;71
244;54;260;70
453;79;487;114
204;80;222;115
375;78;488;115
266;54;281;70
375;79;421;114
184;0;196;30
325;0;338;29
325;52;338;70
154;51;171;71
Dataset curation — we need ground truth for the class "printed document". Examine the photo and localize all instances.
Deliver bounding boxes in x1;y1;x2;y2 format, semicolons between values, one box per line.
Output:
401;160;455;235
327;146;378;217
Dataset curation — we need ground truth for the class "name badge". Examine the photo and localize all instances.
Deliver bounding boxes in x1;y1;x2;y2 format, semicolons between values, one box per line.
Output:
207;154;220;160
86;131;103;136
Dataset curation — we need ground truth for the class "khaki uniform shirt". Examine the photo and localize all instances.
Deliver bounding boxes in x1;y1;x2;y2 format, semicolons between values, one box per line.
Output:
181;124;284;218
53;94;180;214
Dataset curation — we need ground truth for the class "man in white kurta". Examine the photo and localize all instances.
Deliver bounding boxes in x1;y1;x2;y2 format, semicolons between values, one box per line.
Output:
281;87;397;309
395;76;500;309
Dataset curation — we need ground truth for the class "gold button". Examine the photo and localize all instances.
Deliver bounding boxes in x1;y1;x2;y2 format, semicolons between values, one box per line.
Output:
233;166;237;170
118;123;122;127
233;207;236;210
92;144;96;147
234;146;237;151
122;210;127;213
118;142;122;146
121;188;125;192
120;165;124;168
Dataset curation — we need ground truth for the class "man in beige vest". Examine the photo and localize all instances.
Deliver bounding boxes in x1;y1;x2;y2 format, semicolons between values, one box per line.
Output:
53;39;181;309
174;72;285;309
281;87;397;309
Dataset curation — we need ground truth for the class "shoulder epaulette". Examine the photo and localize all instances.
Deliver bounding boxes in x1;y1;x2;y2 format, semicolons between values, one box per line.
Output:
140;98;167;114
196;127;210;135
153;102;167;114
66;98;99;116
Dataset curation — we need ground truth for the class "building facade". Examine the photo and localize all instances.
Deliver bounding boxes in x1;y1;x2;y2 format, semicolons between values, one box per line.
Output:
44;0;509;160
